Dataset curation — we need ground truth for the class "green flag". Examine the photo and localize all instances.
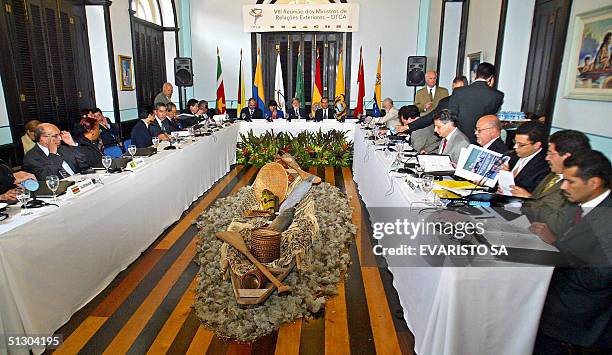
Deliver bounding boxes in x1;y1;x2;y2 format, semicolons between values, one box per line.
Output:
295;46;305;108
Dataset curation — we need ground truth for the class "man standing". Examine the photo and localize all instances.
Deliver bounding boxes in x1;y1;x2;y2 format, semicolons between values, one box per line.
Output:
154;82;173;105
530;150;611;355
414;71;449;113
447;62;504;143
314;97;336;122
239;98;263;121
507;121;550;193
432;109;470;164
23;123;89;180
474;115;507;154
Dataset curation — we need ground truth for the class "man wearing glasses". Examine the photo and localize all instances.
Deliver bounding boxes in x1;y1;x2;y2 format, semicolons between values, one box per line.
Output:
23;123;89;180
474;115;507;154
503;121;550;193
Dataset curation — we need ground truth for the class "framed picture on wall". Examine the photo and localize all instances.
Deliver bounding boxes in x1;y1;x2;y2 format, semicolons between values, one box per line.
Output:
564;5;612;102
118;55;134;91
466;52;483;84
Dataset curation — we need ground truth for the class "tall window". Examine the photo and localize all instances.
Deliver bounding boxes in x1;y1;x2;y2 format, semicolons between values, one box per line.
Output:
258;32;351;111
0;0;95;162
131;0;166;109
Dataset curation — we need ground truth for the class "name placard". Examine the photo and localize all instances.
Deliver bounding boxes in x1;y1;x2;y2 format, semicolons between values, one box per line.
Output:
66;178;96;197
243;4;359;33
126;158;146;172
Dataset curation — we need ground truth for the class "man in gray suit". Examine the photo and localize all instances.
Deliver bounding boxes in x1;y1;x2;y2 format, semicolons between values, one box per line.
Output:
447;62;504;144
432;109;470;164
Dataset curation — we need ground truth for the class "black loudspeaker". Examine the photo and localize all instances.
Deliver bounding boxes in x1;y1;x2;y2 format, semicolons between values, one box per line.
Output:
406;56;427;86
174;57;193;87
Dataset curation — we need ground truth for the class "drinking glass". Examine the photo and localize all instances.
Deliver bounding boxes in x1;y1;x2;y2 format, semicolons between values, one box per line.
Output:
46;175;60;203
396;142;405;162
128;144;137;159
102;155;112;176
188;127;195;141
171;131;180;147
422;174;434;202
17;189;31;216
152;137;160;149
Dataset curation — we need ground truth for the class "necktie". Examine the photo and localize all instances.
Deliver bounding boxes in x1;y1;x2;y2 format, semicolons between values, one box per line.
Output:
429;88;434;102
250;109;253;117
573;207;583;225
295;108;298;118
323;109;327;120
542;175;560;193
513;159;526;177
441;138;447;154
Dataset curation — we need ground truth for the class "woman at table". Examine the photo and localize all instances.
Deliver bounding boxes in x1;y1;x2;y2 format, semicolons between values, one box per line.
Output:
264;100;284;121
76;116;104;168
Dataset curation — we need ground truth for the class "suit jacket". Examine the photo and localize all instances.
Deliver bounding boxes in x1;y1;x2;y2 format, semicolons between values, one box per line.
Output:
408;95;451;132
439;128;470;163
0;159;15;194
410;124;441;154
314;107;336;122
287;107;307;120
447;81;504;144
23;144;88;180
414;86;449;113
131;120;153;148
484;137;508;155
539;194;612;348
264;110;285;119
521;173;568;236
76;137;103;169
239;107;263;121
509;149;550;193
376;107;400;129
99;122;120;148
177;112;198;128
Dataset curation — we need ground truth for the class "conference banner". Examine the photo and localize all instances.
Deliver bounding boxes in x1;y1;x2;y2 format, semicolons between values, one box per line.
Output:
243;4;360;33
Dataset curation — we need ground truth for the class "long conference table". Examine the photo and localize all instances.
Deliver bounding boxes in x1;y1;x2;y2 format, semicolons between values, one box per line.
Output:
0;120;552;355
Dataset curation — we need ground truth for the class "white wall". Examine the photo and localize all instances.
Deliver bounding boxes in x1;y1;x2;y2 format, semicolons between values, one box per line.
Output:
464;0;502;65
86;6;115;122
497;0;536;111
425;0;442;71
437;2;462;91
190;0;421;109
552;0;612;156
110;0;139;121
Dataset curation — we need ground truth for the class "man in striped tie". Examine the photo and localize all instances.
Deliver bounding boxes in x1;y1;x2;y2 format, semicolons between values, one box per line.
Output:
513;130;591;235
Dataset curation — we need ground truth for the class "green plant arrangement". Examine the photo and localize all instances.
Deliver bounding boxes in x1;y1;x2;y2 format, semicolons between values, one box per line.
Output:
236;129;353;167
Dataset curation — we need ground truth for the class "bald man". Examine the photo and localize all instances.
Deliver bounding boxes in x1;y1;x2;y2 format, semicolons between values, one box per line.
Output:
23;123;89;180
154;82;174;105
414;71;449;113
475;115;507;154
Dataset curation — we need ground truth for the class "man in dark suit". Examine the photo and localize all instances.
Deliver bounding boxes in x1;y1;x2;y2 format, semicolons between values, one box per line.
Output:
406;76;468;133
131;107;156;148
178;99;200;128
530;150;611;354
23;123;89;180
506;121;550;193
150;102;177;137
447;62;504;144
287;98;306;120
474;115;507;154
314;97;336;122
513;130;591;235
239;98;263;121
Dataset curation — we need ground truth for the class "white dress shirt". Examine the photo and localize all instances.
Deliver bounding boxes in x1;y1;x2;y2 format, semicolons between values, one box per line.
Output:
427;85;437;99
439;128;457;154
581;189;610;216
37;143;75;176
512;148;542;176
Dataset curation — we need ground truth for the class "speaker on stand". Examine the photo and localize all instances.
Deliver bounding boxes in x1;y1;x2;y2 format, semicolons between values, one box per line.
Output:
406;56;427;102
174;57;194;111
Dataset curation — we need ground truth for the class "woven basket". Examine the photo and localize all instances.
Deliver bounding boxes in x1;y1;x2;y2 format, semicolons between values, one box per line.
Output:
250;228;282;263
240;269;266;289
253;162;289;204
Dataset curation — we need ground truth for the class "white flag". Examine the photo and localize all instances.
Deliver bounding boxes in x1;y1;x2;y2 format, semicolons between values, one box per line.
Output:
274;52;285;112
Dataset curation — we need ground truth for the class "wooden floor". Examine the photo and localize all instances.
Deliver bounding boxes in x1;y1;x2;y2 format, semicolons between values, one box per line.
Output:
49;165;415;355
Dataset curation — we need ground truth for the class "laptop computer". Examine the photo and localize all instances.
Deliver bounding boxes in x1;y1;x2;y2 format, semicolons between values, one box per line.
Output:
124;147;157;157
92;157;132;171
33;180;76;198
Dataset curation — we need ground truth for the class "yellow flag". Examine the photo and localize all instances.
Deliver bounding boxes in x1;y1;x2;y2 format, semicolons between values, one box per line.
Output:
237;49;246;114
334;50;347;120
373;47;382;117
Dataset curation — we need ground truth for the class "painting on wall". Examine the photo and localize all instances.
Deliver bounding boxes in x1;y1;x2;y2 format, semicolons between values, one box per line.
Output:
565;5;612;101
466;52;483;84
119;55;134;91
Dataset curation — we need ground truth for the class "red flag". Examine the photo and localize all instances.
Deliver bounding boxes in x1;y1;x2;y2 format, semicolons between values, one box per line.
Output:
216;48;226;114
312;49;323;115
355;46;365;117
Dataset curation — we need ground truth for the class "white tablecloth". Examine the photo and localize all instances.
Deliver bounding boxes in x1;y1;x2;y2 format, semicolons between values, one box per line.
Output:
352;127;554;355
0;125;238;354
238;119;357;141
